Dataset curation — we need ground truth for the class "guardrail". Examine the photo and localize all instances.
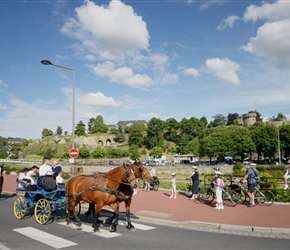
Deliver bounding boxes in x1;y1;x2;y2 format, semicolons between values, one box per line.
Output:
0;159;42;164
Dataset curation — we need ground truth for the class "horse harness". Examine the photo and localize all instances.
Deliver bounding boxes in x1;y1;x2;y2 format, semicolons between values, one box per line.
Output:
66;167;135;201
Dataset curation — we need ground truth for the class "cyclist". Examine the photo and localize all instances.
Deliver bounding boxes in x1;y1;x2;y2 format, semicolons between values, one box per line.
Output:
240;161;256;207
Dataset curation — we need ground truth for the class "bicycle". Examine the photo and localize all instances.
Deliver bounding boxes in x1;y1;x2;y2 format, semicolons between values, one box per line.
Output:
184;178;238;207
198;180;239;207
235;180;275;206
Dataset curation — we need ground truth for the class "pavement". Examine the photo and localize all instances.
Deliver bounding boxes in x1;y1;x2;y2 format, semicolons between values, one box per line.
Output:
2;174;290;238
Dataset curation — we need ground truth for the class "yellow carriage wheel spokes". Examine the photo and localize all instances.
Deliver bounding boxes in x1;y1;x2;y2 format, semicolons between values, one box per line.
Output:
13;196;27;219
34;198;51;224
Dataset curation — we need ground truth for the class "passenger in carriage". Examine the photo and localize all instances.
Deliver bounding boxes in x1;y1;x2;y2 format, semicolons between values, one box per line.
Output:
39;159;52;177
52;160;62;179
39;159;56;191
56;171;66;185
27;165;39;185
17;168;30;190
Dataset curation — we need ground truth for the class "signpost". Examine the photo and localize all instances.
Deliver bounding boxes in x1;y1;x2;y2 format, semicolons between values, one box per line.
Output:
69;148;79;174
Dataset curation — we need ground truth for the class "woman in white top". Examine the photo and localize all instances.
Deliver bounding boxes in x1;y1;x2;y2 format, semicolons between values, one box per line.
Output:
39;159;52;176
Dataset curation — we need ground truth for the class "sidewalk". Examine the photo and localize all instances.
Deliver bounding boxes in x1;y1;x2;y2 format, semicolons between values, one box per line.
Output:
2;174;290;235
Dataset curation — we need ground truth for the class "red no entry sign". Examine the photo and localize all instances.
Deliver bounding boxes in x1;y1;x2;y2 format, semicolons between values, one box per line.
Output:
69;148;79;159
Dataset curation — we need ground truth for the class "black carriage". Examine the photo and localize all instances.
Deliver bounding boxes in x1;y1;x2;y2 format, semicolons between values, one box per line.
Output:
13;177;80;225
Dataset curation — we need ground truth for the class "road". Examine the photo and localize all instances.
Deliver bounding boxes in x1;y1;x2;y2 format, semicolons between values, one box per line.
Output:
1;195;290;250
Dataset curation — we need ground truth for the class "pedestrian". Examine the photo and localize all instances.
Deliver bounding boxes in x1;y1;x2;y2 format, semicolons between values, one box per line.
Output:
0;165;4;197
169;173;177;199
283;159;290;190
210;166;220;206
240;161;256;207
144;165;156;192
188;166;200;200
214;171;224;210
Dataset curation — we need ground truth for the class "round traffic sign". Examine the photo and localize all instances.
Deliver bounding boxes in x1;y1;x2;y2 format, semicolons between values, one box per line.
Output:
69;148;79;159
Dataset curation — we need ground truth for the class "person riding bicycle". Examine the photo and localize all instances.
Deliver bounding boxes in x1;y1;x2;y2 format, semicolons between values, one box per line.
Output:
240;161;256;207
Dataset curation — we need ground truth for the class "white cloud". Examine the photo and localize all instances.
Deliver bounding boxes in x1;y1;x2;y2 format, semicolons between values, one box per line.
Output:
0;104;7;110
181;67;199;77
160;73;179;86
78;91;121;107
205;58;240;85
241;19;290;67
217;15;240;31
61;0;149;57
243;0;290;22
138;112;160;120
86;61;154;89
0;79;8;89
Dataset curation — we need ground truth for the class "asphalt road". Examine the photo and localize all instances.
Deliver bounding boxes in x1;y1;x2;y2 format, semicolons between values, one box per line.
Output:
1;195;290;250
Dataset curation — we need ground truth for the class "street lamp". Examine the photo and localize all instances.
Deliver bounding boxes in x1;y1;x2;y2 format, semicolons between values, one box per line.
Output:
41;60;75;173
278;129;281;165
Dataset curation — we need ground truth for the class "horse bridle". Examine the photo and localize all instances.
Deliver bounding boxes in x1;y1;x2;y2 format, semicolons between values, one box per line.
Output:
131;163;151;181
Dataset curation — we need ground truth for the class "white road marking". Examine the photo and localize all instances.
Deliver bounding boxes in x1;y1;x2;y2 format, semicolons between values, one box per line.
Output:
99;216;156;231
13;227;77;249
58;222;121;238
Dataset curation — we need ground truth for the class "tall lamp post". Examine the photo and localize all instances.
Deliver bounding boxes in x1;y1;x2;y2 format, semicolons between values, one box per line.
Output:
41;60;76;173
278;129;281;165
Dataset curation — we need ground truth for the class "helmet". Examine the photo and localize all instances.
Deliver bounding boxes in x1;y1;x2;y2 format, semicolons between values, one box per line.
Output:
213;166;220;171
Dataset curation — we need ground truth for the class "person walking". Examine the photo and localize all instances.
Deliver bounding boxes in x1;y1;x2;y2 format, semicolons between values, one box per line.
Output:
169;173;177;199
240;161;256;207
283;159;290;190
188;166;200;200
214;171;224;210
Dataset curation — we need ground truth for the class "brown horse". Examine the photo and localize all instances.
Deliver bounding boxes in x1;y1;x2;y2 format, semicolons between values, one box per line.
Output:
65;163;138;233
85;161;153;231
0;164;3;197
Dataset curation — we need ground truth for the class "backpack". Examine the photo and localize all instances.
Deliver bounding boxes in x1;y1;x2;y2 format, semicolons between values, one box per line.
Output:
219;178;225;189
251;168;260;180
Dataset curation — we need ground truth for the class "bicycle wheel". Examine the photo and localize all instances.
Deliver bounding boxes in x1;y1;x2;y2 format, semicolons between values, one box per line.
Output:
184;185;192;197
223;190;238;207
255;190;275;206
198;187;214;204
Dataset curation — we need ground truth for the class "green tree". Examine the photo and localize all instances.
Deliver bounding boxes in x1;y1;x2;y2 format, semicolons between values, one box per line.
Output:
55;126;63;136
227;113;239;125
278;124;290;159
208;114;227;128
129;123;146;147
75;120;86;136
79;147;90;159
146;118;164;149
149;146;163;158
91;147;105;159
249;122;278;161
163;118;179;142
114;126;126;143
42;128;53;138
128;145;140;160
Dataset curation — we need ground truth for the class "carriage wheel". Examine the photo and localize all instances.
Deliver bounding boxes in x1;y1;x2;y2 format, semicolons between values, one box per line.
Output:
34;198;51;224
13;195;27;219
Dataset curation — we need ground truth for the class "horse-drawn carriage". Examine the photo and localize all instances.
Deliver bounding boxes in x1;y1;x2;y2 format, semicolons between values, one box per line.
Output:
13;177;81;225
13;161;153;233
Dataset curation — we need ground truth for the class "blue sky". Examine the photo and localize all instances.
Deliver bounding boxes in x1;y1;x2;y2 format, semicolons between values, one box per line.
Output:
1;0;290;139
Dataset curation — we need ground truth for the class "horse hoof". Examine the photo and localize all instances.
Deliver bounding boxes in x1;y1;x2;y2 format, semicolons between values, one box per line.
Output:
110;225;117;232
93;229;100;233
129;226;136;232
66;223;72;227
76;225;82;230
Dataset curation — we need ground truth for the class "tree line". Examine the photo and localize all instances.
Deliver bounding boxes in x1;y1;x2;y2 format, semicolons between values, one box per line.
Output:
1;111;290;161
